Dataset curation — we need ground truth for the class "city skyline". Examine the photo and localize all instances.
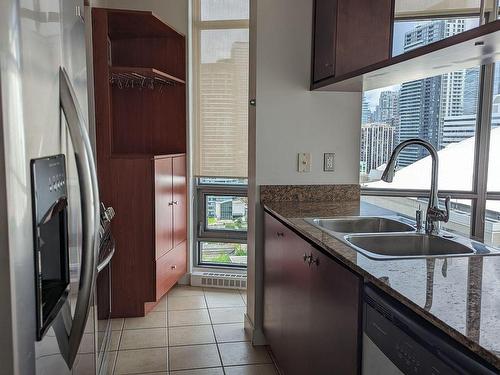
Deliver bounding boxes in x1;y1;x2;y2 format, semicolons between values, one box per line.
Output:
361;18;487;177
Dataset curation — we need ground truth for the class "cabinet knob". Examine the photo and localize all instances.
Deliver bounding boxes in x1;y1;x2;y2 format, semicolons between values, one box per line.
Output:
171;265;177;270
276;232;284;237
173;201;179;205
168;201;174;206
303;253;312;263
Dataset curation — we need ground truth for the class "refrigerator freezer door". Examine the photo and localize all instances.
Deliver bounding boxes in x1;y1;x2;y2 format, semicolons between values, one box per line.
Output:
0;0;98;374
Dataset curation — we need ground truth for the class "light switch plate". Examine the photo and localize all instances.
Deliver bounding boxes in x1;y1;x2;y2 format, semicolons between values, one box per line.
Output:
298;153;311;173
324;153;335;172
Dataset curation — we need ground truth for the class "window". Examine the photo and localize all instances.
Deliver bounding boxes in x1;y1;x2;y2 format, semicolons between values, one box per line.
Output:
361;10;500;242
361;196;472;238
195;180;248;268
362;18;480;191
484;201;500;246
394;1;481;19
193;0;249;268
199;192;248;237
193;0;249;178
199;242;248;266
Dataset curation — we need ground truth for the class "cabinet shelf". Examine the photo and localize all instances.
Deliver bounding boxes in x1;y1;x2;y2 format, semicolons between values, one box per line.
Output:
109;66;185;89
312;20;500;92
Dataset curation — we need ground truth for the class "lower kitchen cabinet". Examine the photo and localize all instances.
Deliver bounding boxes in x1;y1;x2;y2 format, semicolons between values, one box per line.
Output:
264;212;362;375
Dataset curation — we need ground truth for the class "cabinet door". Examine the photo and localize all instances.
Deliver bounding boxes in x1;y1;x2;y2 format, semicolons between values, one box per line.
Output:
281;230;313;375
335;0;393;77
312;0;337;82
263;214;285;355
172;155;187;247
264;213;312;375
309;247;361;374
154;157;173;259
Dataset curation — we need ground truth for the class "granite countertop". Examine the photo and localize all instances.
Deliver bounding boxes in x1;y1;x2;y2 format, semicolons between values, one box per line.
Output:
263;200;500;370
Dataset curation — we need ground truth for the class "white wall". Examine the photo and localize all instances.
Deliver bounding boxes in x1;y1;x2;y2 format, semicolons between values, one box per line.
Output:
255;0;361;185
246;0;362;342
101;0;188;34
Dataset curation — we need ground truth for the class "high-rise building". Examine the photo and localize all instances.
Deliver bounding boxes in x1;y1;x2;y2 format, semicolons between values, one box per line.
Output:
398;20;466;166
361;96;372;124
442;95;500;147
463;67;480;115
360;123;396;177
374;90;400;127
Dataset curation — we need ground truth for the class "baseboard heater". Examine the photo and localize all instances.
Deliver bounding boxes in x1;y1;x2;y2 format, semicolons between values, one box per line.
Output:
191;271;247;290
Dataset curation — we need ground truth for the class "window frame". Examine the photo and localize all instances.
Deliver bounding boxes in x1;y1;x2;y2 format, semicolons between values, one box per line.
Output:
361;8;500;241
194;178;248;269
196;185;248;241
197;241;248;269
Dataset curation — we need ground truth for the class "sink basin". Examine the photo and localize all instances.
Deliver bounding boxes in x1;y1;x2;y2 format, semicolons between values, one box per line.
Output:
306;216;414;234
304;215;500;260
345;233;492;260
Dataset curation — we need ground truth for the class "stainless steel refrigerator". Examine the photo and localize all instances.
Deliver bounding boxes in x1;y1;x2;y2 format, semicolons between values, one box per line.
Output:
0;0;109;374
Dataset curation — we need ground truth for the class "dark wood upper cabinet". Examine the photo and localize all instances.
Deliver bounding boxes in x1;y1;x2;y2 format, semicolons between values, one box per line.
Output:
312;0;337;82
311;0;393;84
312;0;500;91
263;212;361;375
334;0;393;77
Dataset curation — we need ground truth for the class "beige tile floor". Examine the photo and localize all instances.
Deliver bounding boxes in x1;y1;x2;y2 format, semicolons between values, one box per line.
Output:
106;285;278;375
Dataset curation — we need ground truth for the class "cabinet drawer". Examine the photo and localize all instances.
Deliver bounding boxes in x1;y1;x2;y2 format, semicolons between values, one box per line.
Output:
155;240;187;300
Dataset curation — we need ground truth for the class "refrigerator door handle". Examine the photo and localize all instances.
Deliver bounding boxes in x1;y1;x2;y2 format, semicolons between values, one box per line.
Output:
59;67;100;368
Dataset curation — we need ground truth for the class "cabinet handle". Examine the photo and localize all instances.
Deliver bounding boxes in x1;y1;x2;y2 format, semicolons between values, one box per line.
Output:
312;256;320;267
171;265;177;270
168;201;174;206
303;253;312;264
173;201;179;205
276;232;284;237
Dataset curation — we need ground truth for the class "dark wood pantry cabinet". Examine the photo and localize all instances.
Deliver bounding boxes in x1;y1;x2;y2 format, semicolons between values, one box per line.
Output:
263;212;362;375
92;8;187;317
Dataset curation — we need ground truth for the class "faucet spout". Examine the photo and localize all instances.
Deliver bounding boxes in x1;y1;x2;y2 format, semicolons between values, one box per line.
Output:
381;138;449;235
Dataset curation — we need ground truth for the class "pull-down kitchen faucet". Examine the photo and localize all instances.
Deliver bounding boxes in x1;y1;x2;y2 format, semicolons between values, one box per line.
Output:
381;138;450;235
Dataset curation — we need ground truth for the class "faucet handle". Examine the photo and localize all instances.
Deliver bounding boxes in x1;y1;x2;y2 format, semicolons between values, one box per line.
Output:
443;196;451;223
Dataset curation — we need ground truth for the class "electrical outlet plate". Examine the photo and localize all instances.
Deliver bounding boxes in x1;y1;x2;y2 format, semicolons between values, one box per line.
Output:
324;153;335;172
298;152;311;173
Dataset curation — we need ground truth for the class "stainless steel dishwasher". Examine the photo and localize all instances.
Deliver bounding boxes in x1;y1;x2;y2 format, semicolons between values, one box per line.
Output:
362;284;497;375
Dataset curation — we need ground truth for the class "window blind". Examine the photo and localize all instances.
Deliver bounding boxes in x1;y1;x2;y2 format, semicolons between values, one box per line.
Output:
395;0;482;18
193;0;249;178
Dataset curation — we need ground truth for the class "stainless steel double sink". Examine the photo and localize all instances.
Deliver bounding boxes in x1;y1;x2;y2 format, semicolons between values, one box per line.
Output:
305;216;500;260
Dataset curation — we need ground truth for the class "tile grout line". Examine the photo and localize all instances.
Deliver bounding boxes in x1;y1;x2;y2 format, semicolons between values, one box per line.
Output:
203;287;227;375
111;324;123;375
166;293;170;374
